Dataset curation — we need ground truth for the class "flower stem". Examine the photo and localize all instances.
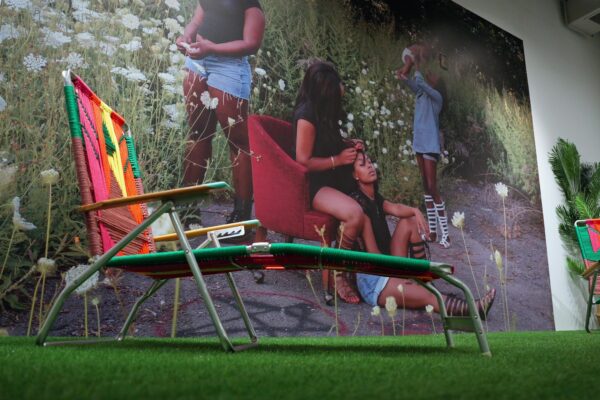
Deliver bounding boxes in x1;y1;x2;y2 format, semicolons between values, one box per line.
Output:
379;314;384;336
95;303;101;337
401;291;405;336
391;316;396;336
26;274;42;336
84;292;88;339
460;227;487;332
38;272;46;330
171;278;181;338
0;227;16;280
429;313;437;334
44;184;52;258
502;197;510;331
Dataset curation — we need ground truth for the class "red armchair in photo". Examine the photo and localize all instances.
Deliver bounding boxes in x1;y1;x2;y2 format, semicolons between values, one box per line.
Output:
248;115;339;245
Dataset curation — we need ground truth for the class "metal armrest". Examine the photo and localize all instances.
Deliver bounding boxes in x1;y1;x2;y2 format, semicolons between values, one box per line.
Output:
77;182;231;212
154;219;261;243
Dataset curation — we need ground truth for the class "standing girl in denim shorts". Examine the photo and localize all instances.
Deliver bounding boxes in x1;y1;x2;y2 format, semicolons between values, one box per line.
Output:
176;0;265;223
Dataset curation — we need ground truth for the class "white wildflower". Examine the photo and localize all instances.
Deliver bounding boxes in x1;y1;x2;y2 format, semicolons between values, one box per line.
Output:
0;164;17;191
165;0;181;10
397;284;404;294
120;38;142;52
254;67;266;77
162;84;179;95
59;52;87;69
150;211;175;236
91;297;100;306
227;117;236;126
99;42;117;57
0;72;5;82
111;66;147;82
142;26;158;35
6;0;32;10
23;54;47;73
492;249;503;270
425;304;434;314
12;196;36;231
163;18;183;38
451;211;465;229
402;149;410;156
355;87;362;95
40;168;59;185
406;139;412;146
162;104;182;123
361;68;367;75
495;182;508;199
370;306;380;317
199;91;218;110
346;122;353;132
0;95;6;112
373;130;380;137
122;13;140;30
0;24;22;44
385;296;397;318
278;79;285;91
65;264;99;295
42;28;71;48
382;147;388;154
36;258;57;275
253;87;260;96
75;32;95;47
347;113;354;121
158;72;176;84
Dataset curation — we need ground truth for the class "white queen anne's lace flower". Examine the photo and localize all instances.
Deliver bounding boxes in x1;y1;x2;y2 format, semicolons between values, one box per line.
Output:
370;306;380;317
0;164;17;192
165;0;181;10
254;67;266;77
40;169;59;185
385;296;397;318
60;52;87;69
158;72;176;84
6;0;32;10
42;28;71;48
425;304;434;314
278;79;285;91
0;95;6;113
451;211;465;229
12;196;36;231
200;91;218;110
120;38;142;52
36;258;57;275
495;182;508;199
121;13;140;30
23;54;47;73
0;24;22;44
65;264;99;295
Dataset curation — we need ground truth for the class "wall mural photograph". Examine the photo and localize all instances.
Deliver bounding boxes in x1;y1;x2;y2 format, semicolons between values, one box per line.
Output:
0;0;553;340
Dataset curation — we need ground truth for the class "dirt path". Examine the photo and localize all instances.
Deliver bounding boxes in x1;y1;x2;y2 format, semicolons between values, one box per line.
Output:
0;178;554;339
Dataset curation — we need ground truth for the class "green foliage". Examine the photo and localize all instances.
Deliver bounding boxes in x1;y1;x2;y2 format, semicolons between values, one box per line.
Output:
549;138;600;271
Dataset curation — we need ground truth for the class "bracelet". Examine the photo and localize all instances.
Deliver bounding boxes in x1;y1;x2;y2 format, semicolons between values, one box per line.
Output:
330;156;335;170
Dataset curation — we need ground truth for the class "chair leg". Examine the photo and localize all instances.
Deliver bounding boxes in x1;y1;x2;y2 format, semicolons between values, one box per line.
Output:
585;272;598;333
169;210;258;352
117;279;168;340
438;273;491;356
415;280;454;348
36;201;174;346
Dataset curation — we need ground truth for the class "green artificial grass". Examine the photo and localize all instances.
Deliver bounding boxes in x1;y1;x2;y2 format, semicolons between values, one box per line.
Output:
1;331;600;399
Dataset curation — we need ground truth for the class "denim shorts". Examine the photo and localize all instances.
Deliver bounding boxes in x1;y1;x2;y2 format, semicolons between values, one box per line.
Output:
185;55;252;100
357;273;389;306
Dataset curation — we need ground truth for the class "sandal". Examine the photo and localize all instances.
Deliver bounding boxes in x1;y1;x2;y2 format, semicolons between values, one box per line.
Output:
424;195;437;242
408;240;431;260
434;201;450;248
324;270;361;305
444;288;496;320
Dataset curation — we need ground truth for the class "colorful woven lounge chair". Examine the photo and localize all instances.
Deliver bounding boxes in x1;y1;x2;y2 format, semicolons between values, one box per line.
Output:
575;218;600;332
37;71;491;356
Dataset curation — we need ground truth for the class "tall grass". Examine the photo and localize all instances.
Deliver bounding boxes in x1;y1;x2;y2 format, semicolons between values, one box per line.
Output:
0;0;538;307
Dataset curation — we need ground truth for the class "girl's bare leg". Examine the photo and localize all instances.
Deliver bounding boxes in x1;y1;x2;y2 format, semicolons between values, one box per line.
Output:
183;71;218;186
313;187;364;304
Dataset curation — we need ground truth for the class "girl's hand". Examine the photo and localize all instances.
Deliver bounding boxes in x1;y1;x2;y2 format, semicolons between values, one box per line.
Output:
175;36;192;55
336;147;358;166
413;208;430;239
188;37;213;59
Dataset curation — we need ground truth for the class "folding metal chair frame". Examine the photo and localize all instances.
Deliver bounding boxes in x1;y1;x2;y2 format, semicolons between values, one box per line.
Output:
36;200;258;352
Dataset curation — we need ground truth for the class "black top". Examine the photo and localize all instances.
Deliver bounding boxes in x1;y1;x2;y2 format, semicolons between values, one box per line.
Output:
293;102;355;199
349;190;391;255
198;0;262;44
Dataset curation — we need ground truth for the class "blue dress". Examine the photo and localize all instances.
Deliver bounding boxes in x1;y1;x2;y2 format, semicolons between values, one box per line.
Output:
404;71;443;155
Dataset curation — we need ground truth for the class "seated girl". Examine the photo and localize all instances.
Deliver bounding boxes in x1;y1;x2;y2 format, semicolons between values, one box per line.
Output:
349;151;495;318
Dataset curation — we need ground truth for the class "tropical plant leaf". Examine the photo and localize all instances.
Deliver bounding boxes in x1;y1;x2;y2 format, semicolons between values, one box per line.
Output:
549;138;581;202
566;256;585;275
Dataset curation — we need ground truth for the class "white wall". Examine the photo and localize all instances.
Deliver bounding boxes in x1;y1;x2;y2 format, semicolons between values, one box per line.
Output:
452;0;600;329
